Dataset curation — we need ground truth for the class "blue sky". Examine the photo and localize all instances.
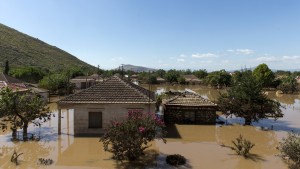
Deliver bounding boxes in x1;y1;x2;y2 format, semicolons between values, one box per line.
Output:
1;0;300;71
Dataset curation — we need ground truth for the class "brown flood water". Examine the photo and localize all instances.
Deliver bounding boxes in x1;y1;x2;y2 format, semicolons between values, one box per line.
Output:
1;85;300;169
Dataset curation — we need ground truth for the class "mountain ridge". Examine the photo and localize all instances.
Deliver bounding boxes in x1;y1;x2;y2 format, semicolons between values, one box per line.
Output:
116;64;157;72
0;23;95;72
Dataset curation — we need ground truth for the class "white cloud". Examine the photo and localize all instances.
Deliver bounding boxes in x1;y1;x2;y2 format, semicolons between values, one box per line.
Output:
255;55;300;62
180;54;187;58
177;58;185;62
227;49;254;55
255;56;278;62
191;53;217;58
236;49;254;55
282;56;300;60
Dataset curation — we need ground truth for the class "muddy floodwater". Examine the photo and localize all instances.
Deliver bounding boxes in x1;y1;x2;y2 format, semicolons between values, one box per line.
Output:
1;85;300;169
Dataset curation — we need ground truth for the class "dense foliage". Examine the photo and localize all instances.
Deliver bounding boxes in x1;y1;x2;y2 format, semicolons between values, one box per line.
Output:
278;133;300;169
193;69;208;79
205;70;232;88
217;70;283;125
253;63;276;87
148;74;158;84
100;112;166;161
10;66;46;83
0;88;51;141
277;75;298;94
165;69;180;83
4;60;9;74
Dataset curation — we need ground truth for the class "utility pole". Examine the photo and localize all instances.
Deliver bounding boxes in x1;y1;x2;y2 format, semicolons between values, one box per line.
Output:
121;64;124;79
148;70;151;113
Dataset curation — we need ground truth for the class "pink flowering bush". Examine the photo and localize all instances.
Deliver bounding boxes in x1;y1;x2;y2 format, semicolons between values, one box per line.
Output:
100;112;167;161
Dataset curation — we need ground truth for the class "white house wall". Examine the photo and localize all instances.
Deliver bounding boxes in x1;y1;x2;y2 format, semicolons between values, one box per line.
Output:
72;103;156;136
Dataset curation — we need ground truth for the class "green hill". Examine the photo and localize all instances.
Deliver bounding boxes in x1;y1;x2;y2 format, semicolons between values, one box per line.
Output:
0;23;95;72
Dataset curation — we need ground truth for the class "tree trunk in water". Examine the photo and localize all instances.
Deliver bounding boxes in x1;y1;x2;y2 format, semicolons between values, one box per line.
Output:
245;117;252;125
11;128;17;141
23;123;28;141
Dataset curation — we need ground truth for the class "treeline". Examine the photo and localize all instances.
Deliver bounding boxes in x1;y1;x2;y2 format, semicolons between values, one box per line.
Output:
134;63;300;94
5;62;300;95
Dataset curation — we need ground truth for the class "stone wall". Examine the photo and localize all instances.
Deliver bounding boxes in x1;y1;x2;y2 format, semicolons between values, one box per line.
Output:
164;108;217;125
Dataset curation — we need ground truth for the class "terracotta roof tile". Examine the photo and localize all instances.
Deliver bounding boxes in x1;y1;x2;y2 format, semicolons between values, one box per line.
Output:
0;73;24;83
165;92;217;107
58;76;155;104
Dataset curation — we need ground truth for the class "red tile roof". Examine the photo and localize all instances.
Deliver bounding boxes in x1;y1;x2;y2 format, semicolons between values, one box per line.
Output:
58;76;155;104
164;92;217;107
0;73;24;83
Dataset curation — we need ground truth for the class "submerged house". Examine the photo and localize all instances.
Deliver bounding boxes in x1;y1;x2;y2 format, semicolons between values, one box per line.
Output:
157;77;166;84
57;76;156;136
182;75;202;85
163;92;218;124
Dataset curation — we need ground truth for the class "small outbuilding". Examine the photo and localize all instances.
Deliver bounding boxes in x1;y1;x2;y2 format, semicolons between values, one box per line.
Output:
157;77;166;84
58;76;156;136
163;92;218;124
70;76;96;90
182;75;202;85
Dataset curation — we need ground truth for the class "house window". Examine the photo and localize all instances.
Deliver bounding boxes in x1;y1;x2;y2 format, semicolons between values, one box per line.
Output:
89;112;102;128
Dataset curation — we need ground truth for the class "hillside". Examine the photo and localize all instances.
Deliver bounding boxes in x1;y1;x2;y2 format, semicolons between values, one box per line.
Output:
0;23;95;72
116;64;157;72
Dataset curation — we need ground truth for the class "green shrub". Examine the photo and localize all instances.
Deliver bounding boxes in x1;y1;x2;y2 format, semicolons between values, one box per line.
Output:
278;133;300;169
166;154;186;166
231;135;255;157
38;158;54;165
100;112;166;161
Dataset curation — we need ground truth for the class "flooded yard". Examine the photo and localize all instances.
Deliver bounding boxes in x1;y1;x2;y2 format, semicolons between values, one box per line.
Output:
1;85;300;169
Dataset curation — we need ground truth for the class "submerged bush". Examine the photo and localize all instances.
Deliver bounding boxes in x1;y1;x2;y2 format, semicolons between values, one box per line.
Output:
278;133;300;169
100;112;166;161
166;154;186;166
231;135;255;157
38;158;54;165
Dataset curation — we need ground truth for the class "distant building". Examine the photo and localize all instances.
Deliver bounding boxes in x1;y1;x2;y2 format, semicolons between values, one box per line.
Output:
70;76;96;90
58;76;156;136
0;72;28;92
26;84;49;103
89;74;104;83
182;75;202;85
156;77;166;84
296;76;300;84
0;73;49;102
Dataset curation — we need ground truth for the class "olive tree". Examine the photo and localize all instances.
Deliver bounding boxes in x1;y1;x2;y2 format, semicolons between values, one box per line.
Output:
217;70;283;125
0;87;50;141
